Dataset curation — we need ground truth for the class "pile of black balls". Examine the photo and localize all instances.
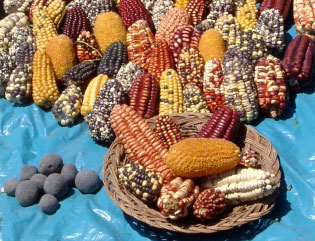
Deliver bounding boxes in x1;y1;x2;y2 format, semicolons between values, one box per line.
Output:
3;153;102;214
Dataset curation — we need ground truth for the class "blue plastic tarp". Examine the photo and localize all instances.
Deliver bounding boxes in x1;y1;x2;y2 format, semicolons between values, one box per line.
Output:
1;24;315;241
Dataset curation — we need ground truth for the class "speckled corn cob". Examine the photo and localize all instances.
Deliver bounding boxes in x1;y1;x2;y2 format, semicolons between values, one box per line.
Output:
151;0;174;30
62;61;97;89
259;0;292;21
0;12;29;41
32;6;58;51
177;46;204;88
52;85;83;126
223;49;258;122
239;151;258;168
186;0;205;26
81;74;109;120
110;104;174;182
63;7;90;41
118;163;163;203
170;26;201;69
236;0;258;30
147;39;174;82
197;106;241;141
201;167;278;205
155;8;190;44
129;74;159;119
202;59;225;113
75;31;102;62
175;0;191;8
3;0;33;14
159;69;184;115
115;62;145;93
97;41;128;78
88;79;125;143
293;0;315;38
46;0;66;29
139;0;155;14
126;20;154;70
281;35;314;92
29;0;53;22
32;50;59;108
206;0;234;26
15;43;36;66
0;52;15;97
256;9;285;52
154;115;184;149
183;83;209;113
254;55;288;118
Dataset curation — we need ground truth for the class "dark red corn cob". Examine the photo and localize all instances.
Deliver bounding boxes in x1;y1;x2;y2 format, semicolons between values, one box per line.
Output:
259;0;292;22
62;7;90;41
197;106;241;142
170;26;201;68
119;0;154;31
75;31;102;62
128;73;159;119
281;35;314;92
186;0;205;26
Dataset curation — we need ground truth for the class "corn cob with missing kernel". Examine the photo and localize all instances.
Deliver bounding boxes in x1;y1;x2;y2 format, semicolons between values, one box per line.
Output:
46;0;66;29
236;0;258;30
183;83;209;113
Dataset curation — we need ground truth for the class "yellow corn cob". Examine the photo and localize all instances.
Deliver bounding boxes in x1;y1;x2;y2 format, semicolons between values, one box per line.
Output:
46;0;67;29
81;74;109;120
236;0;258;31
32;6;58;51
175;0;191;8
32;49;59;108
159;69;184;115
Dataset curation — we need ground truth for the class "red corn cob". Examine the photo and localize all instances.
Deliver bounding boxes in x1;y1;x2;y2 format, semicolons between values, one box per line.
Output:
75;31;102;62
186;0;205;26
259;0;292;21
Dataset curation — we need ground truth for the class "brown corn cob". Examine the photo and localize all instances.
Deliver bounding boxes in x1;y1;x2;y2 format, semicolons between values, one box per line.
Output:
29;0;53;22
294;0;315;39
175;0;191;8
32;49;59;108
147;39;174;82
126;20;155;70
186;0;205;26
46;0;66;29
128;73;159;119
110;104;174;182
75;31;102;62
154;115;184;149
236;0;258;30
259;0;292;21
197;106;241;142
281;35;314;92
183;83;210;113
159;69;184;115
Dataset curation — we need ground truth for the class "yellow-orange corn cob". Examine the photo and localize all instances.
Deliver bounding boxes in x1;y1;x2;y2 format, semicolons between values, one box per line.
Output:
175;0;191;8
236;0;258;30
46;0;67;29
32;49;59;108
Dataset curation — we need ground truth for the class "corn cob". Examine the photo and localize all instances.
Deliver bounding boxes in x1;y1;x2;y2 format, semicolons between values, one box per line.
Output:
196;19;213;34
206;0;235;26
15;43;36;66
126;20;154;70
3;0;33;14
259;0;292;21
97;41;128;78
186;0;205;26
159;69;184;115
139;0;155;14
193;189;226;221
236;0;258;30
281;35;314;92
119;0;154;31
214;13;241;49
88;80;125;143
223;48;258;122
75;31;102;62
32;50;59;108
158;177;200;220
62;7;90;41
81;74;109;119
256;9;285;52
46;0;66;29
52;85;83;126
175;0;191;8
183;83;209;113
151;0;174;30
155;8;190;44
202;59;225;113
154;115;184;149
118;163;163;203
0;12;29;41
239;151;258;168
254;55;288;118
170;26;201;69
115;62;145;93
201;167;278;205
0;52;15;97
293;0;315;38
147;39;174;82
29;0;53;22
62;61;97;89
128;73;159;119
94;12;126;54
166;138;240;178
32;6;58;51
110;104;174;182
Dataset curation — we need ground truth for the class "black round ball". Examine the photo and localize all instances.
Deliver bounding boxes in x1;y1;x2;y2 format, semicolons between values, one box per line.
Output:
20;165;38;181
43;174;69;200
39;154;63;175
30;174;47;191
39;194;59;214
4;178;19;197
75;170;101;194
15;180;40;207
61;164;78;186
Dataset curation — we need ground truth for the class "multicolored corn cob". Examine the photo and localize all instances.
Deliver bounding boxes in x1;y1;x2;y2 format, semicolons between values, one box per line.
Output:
75;31;102;62
183;83;209;113
0;52;15;96
259;0;292;21
293;0;315;38
236;0;258;30
151;0;174;30
239;151;258;168
206;0;234;26
186;0;205;26
0;13;29;41
15;42;36;67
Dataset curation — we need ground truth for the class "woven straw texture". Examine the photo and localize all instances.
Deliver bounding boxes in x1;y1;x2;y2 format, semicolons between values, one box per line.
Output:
103;113;281;234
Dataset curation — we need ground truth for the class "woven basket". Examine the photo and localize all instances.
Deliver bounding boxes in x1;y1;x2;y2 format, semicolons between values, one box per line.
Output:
103;113;281;234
